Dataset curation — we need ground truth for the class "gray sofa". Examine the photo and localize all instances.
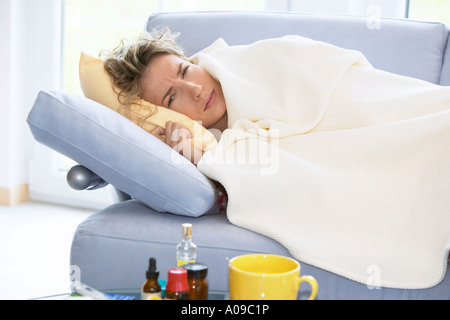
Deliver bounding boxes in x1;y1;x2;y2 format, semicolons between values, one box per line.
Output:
34;11;450;299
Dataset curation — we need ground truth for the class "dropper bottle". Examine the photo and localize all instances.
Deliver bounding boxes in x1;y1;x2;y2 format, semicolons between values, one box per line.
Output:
176;223;197;267
141;257;162;300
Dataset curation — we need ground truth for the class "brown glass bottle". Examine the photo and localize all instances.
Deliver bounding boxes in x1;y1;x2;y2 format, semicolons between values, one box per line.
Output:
183;263;208;300
141;257;162;300
165;268;189;300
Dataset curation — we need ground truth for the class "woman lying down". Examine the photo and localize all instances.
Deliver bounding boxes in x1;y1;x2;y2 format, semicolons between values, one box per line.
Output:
103;29;450;290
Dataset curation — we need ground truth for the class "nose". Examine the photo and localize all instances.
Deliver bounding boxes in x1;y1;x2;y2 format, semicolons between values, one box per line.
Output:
183;81;202;100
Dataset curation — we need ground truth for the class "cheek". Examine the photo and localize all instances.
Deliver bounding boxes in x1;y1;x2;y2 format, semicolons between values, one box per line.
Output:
193;65;211;81
172;99;198;117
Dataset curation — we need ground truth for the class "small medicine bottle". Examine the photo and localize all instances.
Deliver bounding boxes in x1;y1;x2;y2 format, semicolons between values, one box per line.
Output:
176;223;197;267
183;263;209;300
165;268;189;300
141;257;162;300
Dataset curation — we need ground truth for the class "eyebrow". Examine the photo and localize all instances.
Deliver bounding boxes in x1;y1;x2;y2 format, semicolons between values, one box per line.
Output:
161;62;184;106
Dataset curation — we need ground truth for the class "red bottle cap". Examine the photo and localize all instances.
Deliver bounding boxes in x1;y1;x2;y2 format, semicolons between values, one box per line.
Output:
166;268;189;292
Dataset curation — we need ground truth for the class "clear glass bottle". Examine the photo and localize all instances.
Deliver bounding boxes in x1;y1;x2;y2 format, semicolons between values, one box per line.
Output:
176;223;197;267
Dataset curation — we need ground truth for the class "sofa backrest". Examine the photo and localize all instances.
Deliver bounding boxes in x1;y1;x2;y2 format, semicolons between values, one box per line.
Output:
440;31;450;85
147;11;449;85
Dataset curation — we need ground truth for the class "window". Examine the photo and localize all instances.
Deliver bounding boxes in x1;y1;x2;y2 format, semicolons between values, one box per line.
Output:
63;0;265;96
408;0;450;25
27;1;115;210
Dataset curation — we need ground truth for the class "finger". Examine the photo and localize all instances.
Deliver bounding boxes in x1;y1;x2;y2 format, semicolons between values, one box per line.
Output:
172;123;192;141
172;139;184;154
150;126;165;140
165;122;192;147
179;126;192;140
164;121;174;146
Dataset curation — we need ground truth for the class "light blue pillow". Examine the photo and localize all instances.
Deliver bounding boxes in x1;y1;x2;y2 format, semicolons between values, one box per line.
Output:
27;90;217;217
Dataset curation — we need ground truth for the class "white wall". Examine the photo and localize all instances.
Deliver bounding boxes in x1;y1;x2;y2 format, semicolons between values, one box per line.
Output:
0;0;28;193
0;0;62;199
0;1;12;189
0;0;15;190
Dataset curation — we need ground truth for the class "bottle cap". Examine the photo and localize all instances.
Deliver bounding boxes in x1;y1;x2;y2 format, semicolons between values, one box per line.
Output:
166;268;189;292
146;257;159;279
182;223;192;239
182;263;208;278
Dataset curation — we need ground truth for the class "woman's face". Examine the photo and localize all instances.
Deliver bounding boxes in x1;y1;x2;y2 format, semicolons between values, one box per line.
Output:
140;54;226;129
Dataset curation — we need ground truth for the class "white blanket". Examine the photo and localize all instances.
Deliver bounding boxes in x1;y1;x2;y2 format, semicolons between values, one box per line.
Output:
194;36;450;289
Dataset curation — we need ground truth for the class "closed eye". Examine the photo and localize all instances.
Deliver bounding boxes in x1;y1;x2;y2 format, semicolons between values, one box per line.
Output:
182;65;190;78
166;64;190;108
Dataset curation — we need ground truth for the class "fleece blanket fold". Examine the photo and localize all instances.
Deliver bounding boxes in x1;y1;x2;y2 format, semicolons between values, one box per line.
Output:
195;35;450;289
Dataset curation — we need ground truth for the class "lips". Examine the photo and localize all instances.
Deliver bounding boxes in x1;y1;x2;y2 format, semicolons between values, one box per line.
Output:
204;90;216;111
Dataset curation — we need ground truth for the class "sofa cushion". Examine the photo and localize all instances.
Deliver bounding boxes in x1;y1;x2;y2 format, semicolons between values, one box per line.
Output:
148;11;448;84
27;90;217;217
71;200;291;293
71;200;450;299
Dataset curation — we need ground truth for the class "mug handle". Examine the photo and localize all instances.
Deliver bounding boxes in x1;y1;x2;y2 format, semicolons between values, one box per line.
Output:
297;275;318;300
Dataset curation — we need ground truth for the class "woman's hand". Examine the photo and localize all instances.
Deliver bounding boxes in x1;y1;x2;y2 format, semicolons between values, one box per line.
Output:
151;121;191;149
150;121;203;164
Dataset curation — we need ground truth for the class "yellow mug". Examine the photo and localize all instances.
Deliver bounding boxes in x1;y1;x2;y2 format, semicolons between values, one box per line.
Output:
228;254;318;300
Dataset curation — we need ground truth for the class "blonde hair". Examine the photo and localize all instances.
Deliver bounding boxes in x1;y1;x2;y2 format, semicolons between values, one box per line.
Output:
102;28;187;122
